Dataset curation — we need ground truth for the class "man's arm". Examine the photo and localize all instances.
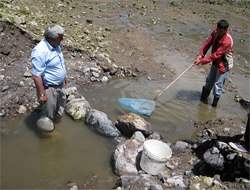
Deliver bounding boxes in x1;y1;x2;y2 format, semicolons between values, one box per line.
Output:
32;75;47;104
200;39;232;65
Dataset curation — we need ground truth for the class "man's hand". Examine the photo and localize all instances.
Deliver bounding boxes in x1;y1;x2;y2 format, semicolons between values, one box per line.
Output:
194;55;202;65
194;59;201;65
39;94;47;104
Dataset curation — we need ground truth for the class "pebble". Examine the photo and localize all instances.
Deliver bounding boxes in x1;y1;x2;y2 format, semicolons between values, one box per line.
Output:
100;76;108;83
1;86;9;92
92;71;99;78
18;105;27;114
90;67;99;73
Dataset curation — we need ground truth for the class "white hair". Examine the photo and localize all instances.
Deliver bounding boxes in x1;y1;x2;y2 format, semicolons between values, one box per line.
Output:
44;24;64;40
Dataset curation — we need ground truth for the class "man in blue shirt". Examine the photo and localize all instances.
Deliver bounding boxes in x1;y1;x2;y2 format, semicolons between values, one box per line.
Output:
31;24;67;130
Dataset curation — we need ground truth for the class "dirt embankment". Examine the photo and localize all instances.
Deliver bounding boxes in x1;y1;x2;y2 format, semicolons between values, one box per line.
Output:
0;0;249;118
0;0;250;189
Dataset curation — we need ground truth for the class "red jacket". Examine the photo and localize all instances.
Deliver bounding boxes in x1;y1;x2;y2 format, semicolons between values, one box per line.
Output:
199;28;234;75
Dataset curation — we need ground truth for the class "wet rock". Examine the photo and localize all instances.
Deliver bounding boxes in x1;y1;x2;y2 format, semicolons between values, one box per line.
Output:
170;141;189;153
65;96;91;120
147;131;162;140
100;76;108;83
111;139;143;176
115;113;153;138
227;153;237;160
131;131;145;142
203;147;224;171
17;105;27;114
116;174;166;190
166;176;186;189
85;109;121;137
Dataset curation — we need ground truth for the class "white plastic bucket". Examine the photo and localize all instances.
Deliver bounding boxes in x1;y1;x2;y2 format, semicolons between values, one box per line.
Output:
140;139;172;175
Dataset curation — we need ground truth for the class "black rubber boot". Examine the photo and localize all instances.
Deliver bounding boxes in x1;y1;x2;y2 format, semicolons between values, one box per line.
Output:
200;86;211;102
212;97;220;107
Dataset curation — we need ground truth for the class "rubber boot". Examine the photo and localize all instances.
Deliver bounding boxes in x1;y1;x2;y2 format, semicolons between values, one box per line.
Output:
212;97;220;107
200;86;211;102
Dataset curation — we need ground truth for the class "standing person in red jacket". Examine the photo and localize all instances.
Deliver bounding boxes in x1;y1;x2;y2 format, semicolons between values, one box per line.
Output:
194;20;234;107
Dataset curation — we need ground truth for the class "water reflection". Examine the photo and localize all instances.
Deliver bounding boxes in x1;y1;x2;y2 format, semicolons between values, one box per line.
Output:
36;130;66;188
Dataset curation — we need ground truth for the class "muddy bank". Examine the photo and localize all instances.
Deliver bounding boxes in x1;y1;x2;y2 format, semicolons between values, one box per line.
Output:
0;0;249;118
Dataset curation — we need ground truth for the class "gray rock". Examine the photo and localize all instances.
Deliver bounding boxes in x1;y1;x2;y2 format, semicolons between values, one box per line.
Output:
171;141;189;153
167;176;186;188
85;109;121;137
116;174;165;190
115;113;153;137
0;75;5;80
111;139;143;176
203;147;224;171
227;153;237;160
90;67;99;73
1;86;9;92
131;131;146;142
65;87;78;95
147;131;162;140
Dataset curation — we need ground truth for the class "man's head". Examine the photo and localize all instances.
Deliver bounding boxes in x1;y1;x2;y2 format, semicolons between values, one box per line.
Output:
44;24;64;48
216;20;229;38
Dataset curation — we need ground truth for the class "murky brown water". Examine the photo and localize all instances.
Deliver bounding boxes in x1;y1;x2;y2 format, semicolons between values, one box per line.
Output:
1;56;248;188
1;0;249;189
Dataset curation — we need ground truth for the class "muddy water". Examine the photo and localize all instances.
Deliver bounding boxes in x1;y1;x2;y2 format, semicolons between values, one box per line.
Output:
1;2;250;190
1;52;247;189
83;50;248;143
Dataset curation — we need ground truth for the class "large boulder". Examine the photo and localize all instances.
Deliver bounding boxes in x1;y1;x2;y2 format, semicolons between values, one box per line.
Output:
115;113;153;137
65;96;91;120
111;139;143;176
85;109;121;137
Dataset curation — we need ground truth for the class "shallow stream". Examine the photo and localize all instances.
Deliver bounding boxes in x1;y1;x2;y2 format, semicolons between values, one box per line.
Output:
1;1;249;189
1;52;248;189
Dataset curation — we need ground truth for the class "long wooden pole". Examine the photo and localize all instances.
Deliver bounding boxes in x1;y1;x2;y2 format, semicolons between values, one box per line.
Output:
154;63;194;101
